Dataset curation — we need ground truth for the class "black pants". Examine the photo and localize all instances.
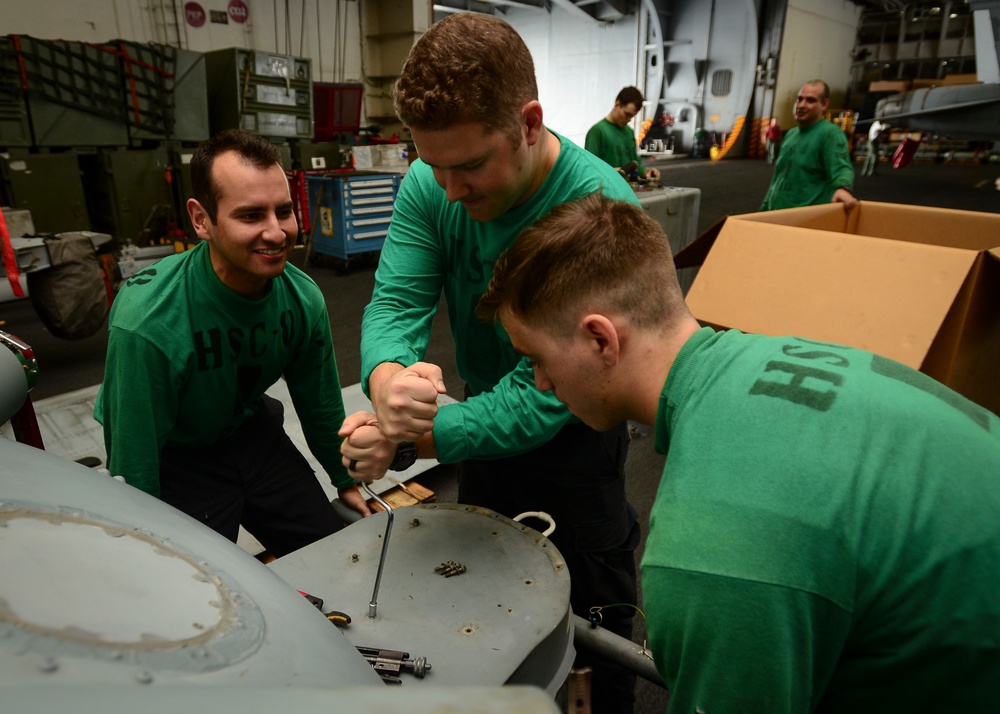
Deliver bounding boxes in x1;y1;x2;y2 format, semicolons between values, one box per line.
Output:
159;395;342;558
459;419;639;714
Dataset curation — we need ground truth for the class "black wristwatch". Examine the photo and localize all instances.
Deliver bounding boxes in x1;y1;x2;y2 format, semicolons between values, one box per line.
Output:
389;442;418;472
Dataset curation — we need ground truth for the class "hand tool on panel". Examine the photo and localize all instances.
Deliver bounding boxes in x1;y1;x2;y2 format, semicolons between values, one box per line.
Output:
355;646;431;684
362;481;393;619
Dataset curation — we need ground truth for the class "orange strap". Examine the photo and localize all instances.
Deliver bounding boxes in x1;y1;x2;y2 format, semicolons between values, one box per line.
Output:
0;207;25;298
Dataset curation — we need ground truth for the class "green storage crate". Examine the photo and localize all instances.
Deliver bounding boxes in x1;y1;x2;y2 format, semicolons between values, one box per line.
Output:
114;41;209;144
0;152;91;234
79;147;176;246
291;140;342;170
204;49;313;140
0;38;32;149
8;36;128;147
0;89;31;149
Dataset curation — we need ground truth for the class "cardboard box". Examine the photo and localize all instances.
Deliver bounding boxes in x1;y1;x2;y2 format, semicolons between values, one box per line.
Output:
351;144;410;173
2;208;35;238
868;80;911;93
939;73;980;86
674;202;1000;414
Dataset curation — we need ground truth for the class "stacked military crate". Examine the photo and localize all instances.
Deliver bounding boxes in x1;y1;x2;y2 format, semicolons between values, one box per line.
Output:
204;49;312;141
0;39;316;248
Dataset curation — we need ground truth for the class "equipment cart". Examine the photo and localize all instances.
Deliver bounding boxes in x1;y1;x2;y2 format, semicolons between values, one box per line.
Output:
305;172;401;274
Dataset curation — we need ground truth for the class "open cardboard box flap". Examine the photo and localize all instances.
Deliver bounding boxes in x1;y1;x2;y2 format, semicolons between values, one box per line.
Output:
676;201;1000;414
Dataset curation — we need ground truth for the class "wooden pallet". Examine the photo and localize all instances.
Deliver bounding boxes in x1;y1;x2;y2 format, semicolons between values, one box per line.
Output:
366;480;435;513
252;481;436;564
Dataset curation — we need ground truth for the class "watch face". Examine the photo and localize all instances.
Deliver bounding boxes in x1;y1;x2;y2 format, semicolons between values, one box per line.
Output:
391;442;417;471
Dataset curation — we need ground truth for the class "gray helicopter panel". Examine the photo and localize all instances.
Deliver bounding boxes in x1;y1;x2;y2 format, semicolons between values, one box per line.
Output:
0;437;383;689
270;503;575;694
875;84;1000;141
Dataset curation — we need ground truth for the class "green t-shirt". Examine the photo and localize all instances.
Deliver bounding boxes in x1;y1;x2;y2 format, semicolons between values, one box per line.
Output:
760;118;855;211
643;327;1000;712
584;118;648;176
95;241;352;496
361;131;638;463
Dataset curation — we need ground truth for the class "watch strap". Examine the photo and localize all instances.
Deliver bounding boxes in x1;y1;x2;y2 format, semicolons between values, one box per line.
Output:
389;442;417;472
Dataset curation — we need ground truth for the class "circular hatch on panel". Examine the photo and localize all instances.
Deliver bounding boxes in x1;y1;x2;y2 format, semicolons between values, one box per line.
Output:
0;506;264;672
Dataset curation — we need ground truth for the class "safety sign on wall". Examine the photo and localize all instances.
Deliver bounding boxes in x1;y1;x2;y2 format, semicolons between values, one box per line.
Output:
184;0;249;27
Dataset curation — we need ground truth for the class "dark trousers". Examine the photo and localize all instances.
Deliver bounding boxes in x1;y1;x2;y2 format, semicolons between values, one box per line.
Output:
863;138;881;176
159;395;342;558
459;419;639;714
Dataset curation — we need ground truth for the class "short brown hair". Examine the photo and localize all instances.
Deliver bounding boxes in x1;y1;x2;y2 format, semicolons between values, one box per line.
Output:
616;86;644;107
393;14;538;146
477;194;689;335
804;79;830;100
191;129;282;223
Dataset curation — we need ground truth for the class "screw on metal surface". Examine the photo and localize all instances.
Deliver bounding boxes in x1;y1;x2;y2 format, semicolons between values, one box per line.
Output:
38;656;58;673
444;564;466;578
362;481;394;619
434;560;456;573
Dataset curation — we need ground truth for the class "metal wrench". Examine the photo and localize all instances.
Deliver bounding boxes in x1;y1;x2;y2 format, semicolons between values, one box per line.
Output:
362;481;394;619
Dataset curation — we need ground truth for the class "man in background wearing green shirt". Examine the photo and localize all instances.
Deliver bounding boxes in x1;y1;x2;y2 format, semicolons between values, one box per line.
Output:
761;80;857;212
585;86;661;182
479;193;1000;713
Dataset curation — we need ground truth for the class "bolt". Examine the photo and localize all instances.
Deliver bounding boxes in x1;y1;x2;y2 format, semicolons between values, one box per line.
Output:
411;518;420;527
38;657;58;673
351;553;359;563
412;655;431;677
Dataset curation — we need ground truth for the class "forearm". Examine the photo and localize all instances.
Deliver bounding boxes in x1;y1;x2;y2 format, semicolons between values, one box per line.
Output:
287;311;355;489
634;149;647;176
430;381;572;463
98;331;176;496
368;361;405;414
828;135;855;193
414;431;437;459
360;188;443;398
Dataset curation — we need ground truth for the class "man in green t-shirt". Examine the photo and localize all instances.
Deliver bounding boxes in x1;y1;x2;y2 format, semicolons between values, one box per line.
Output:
585;86;661;181
761;80;857;212
338;14;640;712
96;129;370;557
478;193;1000;713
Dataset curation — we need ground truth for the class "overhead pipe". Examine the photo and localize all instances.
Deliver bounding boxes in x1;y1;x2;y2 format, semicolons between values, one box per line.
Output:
476;0;549;9
549;0;612;25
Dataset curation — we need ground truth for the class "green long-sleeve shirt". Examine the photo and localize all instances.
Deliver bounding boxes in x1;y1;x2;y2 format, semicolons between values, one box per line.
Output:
644;327;1000;712
95;241;352;497
760;118;854;211
361;131;638;463
584;118;648;176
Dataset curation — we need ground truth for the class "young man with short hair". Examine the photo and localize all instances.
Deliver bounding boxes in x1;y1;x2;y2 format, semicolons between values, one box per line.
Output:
340;14;641;712
96;129;370;556
478;192;1000;713
585;86;661;181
